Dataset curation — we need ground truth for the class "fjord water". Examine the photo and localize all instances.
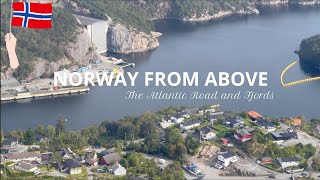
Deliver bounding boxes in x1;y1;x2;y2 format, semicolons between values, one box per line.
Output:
1;6;320;131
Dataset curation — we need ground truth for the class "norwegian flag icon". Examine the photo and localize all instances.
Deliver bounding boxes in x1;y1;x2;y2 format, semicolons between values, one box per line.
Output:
11;2;52;29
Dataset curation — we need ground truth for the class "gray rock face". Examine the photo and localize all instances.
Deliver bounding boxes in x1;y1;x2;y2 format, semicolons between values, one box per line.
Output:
107;24;159;54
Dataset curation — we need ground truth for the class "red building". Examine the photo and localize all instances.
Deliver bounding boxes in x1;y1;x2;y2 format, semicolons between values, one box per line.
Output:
234;129;252;142
261;157;273;164
220;138;229;145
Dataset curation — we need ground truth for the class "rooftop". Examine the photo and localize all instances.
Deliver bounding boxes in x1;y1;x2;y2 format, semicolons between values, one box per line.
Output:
181;119;201;126
247;111;262;119
220;150;236;159
257;118;275;127
279;157;300;162
5;152;41;160
199;126;213;134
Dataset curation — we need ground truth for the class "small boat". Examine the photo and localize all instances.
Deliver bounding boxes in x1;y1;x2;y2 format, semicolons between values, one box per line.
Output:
182;163;205;177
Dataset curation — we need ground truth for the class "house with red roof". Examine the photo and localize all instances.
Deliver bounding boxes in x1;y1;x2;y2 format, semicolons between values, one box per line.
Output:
247;111;262;122
234;129;252;142
289;118;302;126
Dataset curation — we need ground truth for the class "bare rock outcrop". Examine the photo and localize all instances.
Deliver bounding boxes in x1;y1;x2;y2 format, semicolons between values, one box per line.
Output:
107;24;160;54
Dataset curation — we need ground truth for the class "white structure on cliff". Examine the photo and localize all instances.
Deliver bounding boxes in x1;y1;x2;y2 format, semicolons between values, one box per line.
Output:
74;15;109;54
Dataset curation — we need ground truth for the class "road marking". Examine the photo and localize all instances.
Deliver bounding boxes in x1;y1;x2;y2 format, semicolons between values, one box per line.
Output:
281;61;320;87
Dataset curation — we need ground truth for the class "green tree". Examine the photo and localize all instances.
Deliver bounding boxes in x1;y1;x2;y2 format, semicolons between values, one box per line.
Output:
35;125;45;135
56;117;67;136
144;132;161;154
46;125;56;138
24;128;35;145
127;153;139;167
185;135;200;155
120;159;129;169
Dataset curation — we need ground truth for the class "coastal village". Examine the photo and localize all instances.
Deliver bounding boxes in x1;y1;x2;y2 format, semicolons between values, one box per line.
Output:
1;105;320;180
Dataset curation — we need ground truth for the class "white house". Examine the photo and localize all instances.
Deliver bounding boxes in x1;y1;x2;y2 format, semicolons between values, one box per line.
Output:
199;126;216;140
14;161;40;175
180;119;201;131
171;112;187;124
108;163;127;176
256;118;276;132
278;157;300;169
218;150;238;167
4;152;41;163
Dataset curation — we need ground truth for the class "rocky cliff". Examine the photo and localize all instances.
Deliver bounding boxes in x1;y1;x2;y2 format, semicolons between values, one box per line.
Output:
0;27;96;81
252;0;320;5
107;24;160;54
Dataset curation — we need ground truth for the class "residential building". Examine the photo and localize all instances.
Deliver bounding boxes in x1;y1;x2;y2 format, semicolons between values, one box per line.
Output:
35;134;49;142
162;116;172;123
247;111;262;122
218;150;238;167
2;137;18;148
313;125;320;134
199;126;216;140
59;158;82;174
100;152;121;166
41;152;53;165
14;161;40;175
257;118;276;132
223;117;244;128
85;157;98;166
57;148;75;159
261;157;273;164
171;112;188;124
220;138;229;145
108;163;127;176
271;130;298;144
289;118;302;126
182;108;199;117
234;129;252;142
4;152;41;162
278;157;300;169
180;119;201;131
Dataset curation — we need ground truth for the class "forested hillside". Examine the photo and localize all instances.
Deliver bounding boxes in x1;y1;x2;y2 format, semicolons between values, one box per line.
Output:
299;34;320;66
68;0;255;32
0;1;80;78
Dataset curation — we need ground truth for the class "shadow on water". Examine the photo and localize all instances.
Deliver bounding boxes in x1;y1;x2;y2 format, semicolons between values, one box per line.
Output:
299;60;320;77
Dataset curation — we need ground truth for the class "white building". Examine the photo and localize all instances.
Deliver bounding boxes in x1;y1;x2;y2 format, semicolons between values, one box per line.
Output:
180;119;201;131
278;157;300;169
4;152;41;163
14;161;40;175
108;163;127;176
218;150;238;167
199;126;216;140
171;112;187;124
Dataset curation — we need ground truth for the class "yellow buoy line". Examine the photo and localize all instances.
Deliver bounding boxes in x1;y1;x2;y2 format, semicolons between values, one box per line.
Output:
281;61;320;87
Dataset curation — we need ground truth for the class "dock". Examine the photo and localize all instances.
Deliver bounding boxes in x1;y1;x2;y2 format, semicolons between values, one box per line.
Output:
1;86;90;102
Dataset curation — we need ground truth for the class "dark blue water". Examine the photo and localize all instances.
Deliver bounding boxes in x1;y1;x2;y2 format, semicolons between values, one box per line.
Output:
1;6;320;131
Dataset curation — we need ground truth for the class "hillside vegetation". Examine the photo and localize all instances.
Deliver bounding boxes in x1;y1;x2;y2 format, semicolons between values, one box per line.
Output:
69;0;254;32
0;1;80;79
299;34;320;66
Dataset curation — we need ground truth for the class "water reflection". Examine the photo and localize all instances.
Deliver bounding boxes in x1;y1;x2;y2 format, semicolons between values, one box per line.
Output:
299;60;320;77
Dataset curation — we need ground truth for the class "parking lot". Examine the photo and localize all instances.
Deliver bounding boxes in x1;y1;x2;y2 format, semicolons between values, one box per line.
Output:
279;123;320;147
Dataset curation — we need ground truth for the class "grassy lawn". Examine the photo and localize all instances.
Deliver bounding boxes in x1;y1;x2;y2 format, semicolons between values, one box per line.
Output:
261;163;281;172
212;124;228;132
69;166;87;180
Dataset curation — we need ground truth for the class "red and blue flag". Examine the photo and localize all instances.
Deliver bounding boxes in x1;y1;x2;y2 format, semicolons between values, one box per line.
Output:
11;2;52;29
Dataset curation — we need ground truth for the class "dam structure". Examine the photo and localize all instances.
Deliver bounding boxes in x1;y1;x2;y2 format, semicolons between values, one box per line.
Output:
74;15;109;54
